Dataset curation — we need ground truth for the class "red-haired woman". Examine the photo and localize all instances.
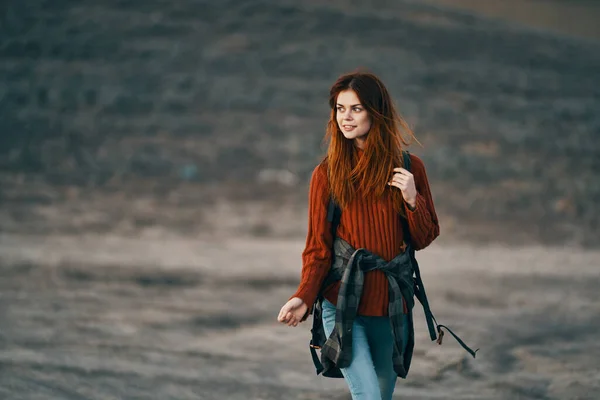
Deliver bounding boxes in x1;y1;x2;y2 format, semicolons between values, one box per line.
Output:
278;71;440;399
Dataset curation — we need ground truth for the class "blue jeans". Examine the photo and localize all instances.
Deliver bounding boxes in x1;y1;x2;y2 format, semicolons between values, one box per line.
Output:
322;299;407;400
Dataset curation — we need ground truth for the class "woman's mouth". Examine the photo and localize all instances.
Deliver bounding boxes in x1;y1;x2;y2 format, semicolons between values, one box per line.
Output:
342;125;356;131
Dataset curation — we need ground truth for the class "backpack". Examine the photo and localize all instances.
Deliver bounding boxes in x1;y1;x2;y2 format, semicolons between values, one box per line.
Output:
308;151;477;378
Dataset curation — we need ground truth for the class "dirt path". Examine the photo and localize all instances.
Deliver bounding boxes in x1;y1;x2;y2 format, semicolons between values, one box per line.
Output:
1;234;598;399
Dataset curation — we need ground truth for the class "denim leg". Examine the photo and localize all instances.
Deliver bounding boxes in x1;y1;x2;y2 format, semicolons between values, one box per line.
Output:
321;299;382;400
366;314;408;400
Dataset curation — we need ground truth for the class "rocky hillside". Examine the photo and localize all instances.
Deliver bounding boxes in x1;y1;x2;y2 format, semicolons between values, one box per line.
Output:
1;0;599;245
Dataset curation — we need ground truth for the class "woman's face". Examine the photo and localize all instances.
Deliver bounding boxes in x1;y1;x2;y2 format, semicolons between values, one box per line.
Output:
336;89;371;143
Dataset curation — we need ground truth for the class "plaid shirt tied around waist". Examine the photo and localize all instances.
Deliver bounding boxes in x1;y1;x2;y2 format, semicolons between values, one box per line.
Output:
320;237;416;377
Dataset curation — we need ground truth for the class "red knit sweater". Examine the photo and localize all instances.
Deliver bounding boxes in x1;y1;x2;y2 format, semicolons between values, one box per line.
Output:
292;150;440;316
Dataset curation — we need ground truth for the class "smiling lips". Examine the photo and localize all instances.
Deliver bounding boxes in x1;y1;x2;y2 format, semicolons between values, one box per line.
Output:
342;125;356;131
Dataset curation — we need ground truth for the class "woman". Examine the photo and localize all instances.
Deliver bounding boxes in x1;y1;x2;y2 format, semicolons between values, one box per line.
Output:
277;71;440;400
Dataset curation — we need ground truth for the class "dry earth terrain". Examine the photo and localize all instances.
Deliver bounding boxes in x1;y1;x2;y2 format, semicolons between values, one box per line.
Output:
1;0;600;399
0;234;599;399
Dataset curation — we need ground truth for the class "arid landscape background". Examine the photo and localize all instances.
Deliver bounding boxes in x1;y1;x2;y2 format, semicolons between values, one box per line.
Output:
1;0;599;399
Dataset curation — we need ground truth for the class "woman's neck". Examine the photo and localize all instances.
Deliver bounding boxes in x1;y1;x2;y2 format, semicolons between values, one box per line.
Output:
354;137;366;150
355;144;365;156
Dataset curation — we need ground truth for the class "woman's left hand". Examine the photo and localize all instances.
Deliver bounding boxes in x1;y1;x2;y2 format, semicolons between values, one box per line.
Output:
388;167;417;209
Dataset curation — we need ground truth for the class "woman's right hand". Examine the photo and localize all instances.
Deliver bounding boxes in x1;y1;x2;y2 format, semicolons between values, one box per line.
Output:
277;297;308;327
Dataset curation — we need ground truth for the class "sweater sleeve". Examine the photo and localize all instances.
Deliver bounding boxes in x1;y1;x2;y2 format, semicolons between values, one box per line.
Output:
405;155;440;250
291;163;334;309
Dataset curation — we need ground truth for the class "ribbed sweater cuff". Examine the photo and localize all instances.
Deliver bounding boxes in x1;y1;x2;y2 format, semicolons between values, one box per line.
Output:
290;287;318;311
406;193;431;232
407;193;426;214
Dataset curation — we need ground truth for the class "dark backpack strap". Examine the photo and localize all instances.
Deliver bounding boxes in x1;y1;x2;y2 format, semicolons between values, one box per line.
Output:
323;195;342;293
399;151;440;342
399;150;413;245
413;265;479;358
327;197;341;238
400;150;478;358
309;339;325;375
402;150;411;172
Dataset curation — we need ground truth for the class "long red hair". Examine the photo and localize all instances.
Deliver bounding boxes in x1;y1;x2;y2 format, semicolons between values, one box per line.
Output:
325;71;417;213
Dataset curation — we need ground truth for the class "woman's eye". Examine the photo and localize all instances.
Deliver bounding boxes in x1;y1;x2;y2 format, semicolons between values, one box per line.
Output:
353;108;362;112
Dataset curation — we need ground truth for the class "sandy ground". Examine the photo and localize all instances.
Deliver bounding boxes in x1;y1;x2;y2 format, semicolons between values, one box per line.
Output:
0;233;599;399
